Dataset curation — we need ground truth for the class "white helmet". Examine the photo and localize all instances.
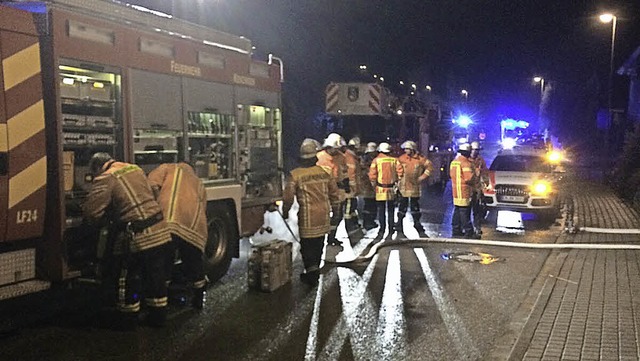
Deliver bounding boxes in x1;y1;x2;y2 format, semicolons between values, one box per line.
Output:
378;142;391;153
471;141;481;150
401;140;417;150
340;136;347;147
299;138;320;159
365;142;377;153
348;137;361;147
458;143;471;152
323;133;342;148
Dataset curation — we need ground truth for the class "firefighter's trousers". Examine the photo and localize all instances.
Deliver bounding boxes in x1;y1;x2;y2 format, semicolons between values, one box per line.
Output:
452;205;474;236
167;235;206;290
344;197;360;232
300;236;325;273
397;196;425;232
376;199;396;235
328;201;345;243
117;244;168;315
361;197;378;229
470;192;484;233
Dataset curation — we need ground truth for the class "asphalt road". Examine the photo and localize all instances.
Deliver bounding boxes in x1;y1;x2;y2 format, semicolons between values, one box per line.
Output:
0;142;567;360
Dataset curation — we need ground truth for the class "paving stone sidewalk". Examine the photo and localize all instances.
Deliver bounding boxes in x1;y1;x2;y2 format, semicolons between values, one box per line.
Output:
517;181;640;361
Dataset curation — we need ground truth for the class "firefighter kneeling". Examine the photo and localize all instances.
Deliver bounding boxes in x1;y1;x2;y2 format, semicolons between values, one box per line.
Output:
83;153;172;330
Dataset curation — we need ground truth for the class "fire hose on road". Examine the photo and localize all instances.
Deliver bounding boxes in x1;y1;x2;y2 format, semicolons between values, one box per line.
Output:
324;235;640;265
577;227;640;234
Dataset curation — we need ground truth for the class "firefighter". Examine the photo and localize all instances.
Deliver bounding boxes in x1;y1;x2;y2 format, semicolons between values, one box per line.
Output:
283;139;340;286
470;141;489;235
147;162;208;310
317;133;349;246
359;142;378;230
369;142;403;240
450;144;479;238
344;137;362;235
83;152;171;329
396;140;433;238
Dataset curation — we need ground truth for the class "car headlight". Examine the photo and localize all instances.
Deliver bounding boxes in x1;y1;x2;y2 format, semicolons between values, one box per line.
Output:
547;150;562;163
531;181;551;195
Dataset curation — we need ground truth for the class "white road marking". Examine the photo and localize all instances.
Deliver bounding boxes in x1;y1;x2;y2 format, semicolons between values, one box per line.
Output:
414;248;481;360
376;250;408;360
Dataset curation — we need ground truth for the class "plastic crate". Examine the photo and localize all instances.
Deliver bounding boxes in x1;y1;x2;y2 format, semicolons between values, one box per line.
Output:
248;240;292;292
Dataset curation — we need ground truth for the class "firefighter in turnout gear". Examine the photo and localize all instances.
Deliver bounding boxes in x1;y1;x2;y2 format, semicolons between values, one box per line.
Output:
316;133;349;246
369;142;403;240
343;137;362;235
147;162;208;310
283;139;340;286
83;153;171;329
359;142;378;230
449;144;479;238
396;140;433;238
470;141;489;235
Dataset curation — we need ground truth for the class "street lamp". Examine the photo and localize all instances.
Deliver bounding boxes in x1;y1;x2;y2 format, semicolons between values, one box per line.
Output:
399;80;405;85
359;64;368;71
533;76;544;97
599;13;617;124
425;85;432;92
461;89;468;100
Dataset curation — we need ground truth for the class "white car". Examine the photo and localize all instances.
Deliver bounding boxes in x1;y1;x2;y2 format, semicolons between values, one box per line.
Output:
483;147;564;217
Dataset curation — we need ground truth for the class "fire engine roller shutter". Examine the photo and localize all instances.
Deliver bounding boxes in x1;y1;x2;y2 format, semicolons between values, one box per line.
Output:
130;69;183;131
182;77;234;114
0;29;46;243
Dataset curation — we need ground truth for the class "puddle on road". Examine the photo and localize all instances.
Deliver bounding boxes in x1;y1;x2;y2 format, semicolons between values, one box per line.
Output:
441;252;504;265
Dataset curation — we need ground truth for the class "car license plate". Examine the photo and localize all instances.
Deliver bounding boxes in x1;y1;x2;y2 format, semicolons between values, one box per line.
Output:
501;195;525;202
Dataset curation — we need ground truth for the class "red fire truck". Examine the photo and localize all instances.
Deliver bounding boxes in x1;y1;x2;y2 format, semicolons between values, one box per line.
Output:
0;0;283;301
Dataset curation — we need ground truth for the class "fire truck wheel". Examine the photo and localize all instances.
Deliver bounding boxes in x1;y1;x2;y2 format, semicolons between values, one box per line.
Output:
204;203;235;284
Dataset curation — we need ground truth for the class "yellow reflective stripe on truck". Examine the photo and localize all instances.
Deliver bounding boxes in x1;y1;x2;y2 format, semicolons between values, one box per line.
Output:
0;124;7;152
8;156;46;208
2;43;41;91
6;100;44;150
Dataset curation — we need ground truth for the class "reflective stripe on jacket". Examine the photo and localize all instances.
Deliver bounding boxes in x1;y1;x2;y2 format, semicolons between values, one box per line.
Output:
147;163;208;252
283;165;340;238
369;153;403;201
84;161;171;253
450;155;476;207
398;153;433;197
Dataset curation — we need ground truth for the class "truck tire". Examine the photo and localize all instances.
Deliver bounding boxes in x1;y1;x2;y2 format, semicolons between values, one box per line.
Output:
204;203;236;284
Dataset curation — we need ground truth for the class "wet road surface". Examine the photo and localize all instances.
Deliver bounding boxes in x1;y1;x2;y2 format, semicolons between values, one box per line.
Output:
0;143;567;360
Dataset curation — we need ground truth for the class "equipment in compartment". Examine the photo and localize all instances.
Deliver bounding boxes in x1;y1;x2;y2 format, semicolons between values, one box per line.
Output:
187;111;235;180
247;240;292;292
63;151;74;192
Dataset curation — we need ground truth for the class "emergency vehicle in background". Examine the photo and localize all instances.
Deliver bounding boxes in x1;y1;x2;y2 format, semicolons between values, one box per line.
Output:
324;82;453;189
0;0;283;301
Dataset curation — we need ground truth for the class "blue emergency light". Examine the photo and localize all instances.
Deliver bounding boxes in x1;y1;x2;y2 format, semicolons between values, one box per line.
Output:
500;118;529;130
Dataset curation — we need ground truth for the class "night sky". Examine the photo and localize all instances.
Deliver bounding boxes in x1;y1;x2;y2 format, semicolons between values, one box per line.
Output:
133;0;639;146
